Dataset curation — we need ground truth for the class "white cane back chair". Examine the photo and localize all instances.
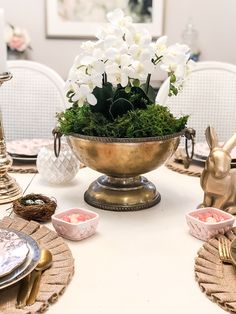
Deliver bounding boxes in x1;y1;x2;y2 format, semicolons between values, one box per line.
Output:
156;61;236;142
0;60;65;141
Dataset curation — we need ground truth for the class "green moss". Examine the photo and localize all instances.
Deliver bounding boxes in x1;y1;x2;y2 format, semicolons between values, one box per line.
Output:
57;104;188;138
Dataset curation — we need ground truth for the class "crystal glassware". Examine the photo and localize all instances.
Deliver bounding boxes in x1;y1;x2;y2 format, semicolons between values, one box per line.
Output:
36;143;80;184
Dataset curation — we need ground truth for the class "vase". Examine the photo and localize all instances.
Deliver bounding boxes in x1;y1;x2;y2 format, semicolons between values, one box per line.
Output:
36;143;80;184
66;130;192;211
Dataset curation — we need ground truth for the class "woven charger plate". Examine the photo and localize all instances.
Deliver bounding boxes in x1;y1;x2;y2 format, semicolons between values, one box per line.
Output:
195;227;236;313
8;161;85;174
0;216;74;314
9;162;37;173
166;155;203;177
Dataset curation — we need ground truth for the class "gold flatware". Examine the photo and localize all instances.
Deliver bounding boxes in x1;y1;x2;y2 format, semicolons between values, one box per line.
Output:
218;237;232;264
16;273;31;308
26;249;53;306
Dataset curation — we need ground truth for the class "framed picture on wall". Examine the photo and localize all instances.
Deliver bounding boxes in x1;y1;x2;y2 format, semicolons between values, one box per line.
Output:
46;0;164;39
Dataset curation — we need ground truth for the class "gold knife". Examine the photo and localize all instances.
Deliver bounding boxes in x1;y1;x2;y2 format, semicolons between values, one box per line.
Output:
26;270;41;305
26;249;53;305
16;273;32;308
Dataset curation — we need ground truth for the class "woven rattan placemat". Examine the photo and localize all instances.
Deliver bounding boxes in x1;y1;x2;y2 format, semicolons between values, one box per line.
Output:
0;216;74;314
195;227;236;313
8;161;85;174
8;160;37;173
166;156;203;177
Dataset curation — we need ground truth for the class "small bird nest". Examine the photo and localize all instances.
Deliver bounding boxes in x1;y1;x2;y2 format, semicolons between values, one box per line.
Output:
13;193;57;222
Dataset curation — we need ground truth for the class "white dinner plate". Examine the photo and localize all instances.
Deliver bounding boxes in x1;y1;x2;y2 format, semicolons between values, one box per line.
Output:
0;228;40;290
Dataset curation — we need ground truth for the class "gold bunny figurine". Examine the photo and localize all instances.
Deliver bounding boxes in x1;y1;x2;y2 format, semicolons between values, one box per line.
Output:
199;126;236;214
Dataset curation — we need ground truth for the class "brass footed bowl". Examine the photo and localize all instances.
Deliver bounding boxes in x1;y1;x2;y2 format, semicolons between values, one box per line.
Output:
67;131;184;211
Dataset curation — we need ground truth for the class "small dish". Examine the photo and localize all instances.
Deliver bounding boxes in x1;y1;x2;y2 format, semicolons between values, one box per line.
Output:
51;208;99;241
185;207;235;241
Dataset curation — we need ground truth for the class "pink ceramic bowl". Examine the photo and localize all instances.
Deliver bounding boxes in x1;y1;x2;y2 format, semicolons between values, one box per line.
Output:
51;208;99;241
185;207;235;241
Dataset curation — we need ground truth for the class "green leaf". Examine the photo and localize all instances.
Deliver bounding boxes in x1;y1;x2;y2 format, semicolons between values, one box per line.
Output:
91;83;113;119
125;86;131;93
130;86;152;109
132;79;140;87
140;83;156;103
113;87;129;102
170;84;178;96
170;74;176;83
109;98;134;120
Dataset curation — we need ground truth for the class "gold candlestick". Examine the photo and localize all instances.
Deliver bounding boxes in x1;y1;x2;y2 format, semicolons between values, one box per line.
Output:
0;72;22;203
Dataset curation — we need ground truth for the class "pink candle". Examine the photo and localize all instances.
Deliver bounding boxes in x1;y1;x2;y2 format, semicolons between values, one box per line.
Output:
0;8;7;74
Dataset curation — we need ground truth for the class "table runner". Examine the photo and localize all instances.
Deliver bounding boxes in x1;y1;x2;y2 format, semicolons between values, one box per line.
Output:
195;227;236;313
0;216;74;313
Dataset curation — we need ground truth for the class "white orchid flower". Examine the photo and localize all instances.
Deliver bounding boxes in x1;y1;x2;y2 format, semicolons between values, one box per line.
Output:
96;22;124;41
105;47;119;59
79;71;103;90
72;84;97;107
107;8;124;24
125;28;151;47
103;34;120;46
81;40;96;52
160;43;190;75
129;44;154;64
67;9;192;108
130;61;148;81
152;36;168;58
107;8;132;29
105;63;129;87
92;48;105;61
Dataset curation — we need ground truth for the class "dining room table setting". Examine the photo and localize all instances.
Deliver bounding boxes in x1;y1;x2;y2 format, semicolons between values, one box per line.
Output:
1;7;236;314
0;145;236;314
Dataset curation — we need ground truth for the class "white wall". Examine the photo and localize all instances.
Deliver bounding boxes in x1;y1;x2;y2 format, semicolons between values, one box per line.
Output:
0;0;236;80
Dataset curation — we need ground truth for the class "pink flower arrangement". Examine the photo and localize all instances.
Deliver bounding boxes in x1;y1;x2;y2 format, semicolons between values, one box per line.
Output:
5;24;31;53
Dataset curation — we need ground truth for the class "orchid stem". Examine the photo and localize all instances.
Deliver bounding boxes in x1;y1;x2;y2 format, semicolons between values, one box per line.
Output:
102;73;107;85
145;73;151;94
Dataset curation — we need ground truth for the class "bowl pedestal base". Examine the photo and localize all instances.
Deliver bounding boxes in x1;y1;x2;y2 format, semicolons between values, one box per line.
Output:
84;175;161;211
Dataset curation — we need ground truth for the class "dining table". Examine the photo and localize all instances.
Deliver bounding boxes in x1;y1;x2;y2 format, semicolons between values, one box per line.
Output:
0;165;229;314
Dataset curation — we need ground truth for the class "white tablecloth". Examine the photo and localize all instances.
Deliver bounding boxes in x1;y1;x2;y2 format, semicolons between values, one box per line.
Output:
0;166;228;314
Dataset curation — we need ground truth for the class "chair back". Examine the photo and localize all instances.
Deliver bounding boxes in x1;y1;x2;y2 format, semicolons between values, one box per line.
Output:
0;60;65;141
156;61;236;142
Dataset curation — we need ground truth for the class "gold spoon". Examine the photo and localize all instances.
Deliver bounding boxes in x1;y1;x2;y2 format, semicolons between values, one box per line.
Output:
26;249;53;306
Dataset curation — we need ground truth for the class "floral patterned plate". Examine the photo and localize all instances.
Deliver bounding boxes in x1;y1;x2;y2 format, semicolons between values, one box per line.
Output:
0;228;40;289
0;229;29;278
6;138;53;157
194;142;236;161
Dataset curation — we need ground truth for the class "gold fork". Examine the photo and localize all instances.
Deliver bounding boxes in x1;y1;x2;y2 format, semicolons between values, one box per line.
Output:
218;237;232;264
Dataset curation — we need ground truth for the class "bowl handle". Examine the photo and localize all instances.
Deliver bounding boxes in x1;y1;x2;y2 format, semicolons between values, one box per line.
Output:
52;127;63;157
183;128;196;168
